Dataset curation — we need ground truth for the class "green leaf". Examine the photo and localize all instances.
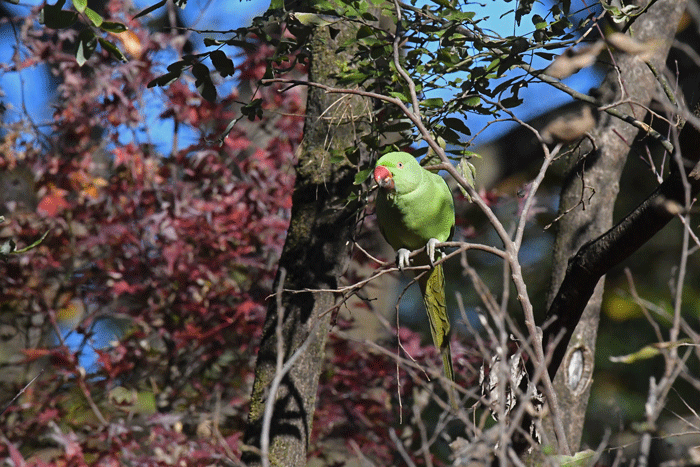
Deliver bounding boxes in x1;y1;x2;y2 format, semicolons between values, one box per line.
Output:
436;126;460;145
223;38;255;51
135;391;157;414
383;120;414;132
73;0;87;13
268;0;284;10
84;6;103;27
492;76;521;97
290;12;339;27
610;345;660;363
444;117;471;136
100;21;128;33
192;63;216;102
561;0;571;15
241;98;263;121
76;29;97;67
515;0;534;25
40;4;78;29
147;71;181;88
313;0;337;12
420;97;444;109
388;91;408;102
109;386;134;404
556;450;596;467
610;339;692;364
531;14;547;29
191;62;208;80
167;60;189;72
361;11;377;21
98;38;127;62
345;191;359;204
329;152;347;164
533;29;548;43
210;50;235;77
353;23;373;38
412;146;428;158
462;95;481;107
353;168;372;185
133;0;167;19
337;70;367;84
500;96;523;108
182;53;206;63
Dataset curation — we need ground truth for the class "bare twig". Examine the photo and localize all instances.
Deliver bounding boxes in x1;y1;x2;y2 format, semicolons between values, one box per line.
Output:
391;0;420;119
519;63;675;153
1;369;44;417
389;429;418;467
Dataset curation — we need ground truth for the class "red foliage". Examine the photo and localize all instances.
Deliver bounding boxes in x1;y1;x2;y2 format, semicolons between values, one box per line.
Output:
0;1;472;465
0;1;304;464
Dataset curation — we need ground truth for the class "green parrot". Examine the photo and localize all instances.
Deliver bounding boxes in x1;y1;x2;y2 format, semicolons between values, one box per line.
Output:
373;151;457;408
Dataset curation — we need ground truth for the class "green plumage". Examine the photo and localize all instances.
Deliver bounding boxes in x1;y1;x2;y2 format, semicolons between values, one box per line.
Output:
373;152;457;408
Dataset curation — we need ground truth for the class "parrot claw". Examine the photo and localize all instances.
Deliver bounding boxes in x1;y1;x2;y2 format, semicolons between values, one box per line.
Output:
426;238;441;266
397;248;411;271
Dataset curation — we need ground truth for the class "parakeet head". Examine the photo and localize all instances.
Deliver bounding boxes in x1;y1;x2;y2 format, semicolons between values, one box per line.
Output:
373;152;422;194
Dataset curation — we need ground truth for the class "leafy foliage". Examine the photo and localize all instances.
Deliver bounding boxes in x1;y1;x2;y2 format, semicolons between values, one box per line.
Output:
0;1;484;464
3;0;700;464
41;0;129;63
1;2;305;463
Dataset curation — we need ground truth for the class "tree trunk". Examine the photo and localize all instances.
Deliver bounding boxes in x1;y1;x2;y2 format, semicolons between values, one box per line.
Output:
544;0;686;450
242;19;368;467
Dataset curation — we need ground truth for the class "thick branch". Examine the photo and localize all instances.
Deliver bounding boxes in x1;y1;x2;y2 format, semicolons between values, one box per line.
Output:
544;158;700;378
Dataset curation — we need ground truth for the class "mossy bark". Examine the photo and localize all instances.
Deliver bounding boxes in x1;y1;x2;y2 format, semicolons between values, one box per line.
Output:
243;19;368;467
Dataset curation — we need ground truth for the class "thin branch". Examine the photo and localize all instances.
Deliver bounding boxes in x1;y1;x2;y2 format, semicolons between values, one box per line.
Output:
1;369;44;417
391;0;420;119
669;138;692;352
519;64;675;153
489;97;563;250
412;403;435;467
389;429;418;467
266;240;505;298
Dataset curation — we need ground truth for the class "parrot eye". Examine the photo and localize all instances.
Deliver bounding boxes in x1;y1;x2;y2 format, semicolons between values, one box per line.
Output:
397;162;404;169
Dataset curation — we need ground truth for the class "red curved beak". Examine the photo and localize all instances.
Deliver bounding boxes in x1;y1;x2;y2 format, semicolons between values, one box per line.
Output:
374;165;394;190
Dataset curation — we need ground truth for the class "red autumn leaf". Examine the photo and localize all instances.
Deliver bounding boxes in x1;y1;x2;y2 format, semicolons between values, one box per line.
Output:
21;347;52;362
111;279;137;295
37;190;71;216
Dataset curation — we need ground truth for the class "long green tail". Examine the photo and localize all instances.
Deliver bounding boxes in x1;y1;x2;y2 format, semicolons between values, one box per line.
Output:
418;263;457;409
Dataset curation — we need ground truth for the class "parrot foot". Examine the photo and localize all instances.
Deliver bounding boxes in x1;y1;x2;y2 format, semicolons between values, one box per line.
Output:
397;248;411;271
426;238;444;266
